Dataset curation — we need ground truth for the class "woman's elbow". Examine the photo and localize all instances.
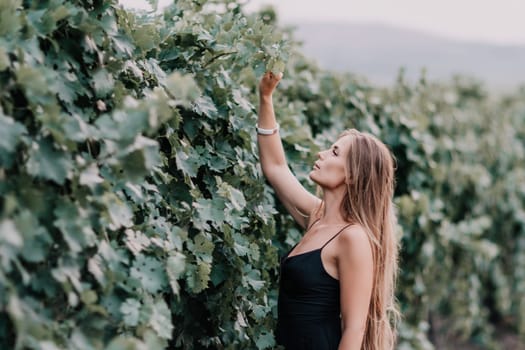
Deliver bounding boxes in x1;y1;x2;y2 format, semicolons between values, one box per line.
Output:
341;320;366;337
260;164;283;183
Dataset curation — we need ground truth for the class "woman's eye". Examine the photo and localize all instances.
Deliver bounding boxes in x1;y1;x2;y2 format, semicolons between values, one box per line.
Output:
332;149;337;156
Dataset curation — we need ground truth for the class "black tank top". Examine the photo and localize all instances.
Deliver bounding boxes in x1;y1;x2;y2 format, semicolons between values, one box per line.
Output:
276;220;353;349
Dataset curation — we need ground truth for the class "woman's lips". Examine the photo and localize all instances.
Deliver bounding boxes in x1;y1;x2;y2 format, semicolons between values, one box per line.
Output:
313;162;320;170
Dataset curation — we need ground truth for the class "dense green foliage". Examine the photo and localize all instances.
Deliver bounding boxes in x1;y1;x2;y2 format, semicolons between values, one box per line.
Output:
0;0;524;349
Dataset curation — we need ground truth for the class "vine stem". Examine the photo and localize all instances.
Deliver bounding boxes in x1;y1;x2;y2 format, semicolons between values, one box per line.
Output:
203;51;237;68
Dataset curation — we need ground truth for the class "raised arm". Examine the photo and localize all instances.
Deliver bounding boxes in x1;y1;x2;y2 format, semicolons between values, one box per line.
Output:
257;72;320;228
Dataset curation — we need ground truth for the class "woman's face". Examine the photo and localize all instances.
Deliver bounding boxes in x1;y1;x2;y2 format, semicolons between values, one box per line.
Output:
309;135;352;190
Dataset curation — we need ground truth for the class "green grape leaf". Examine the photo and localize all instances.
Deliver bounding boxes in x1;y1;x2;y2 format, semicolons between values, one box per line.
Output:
232;89;254;112
250;303;269;320
193;96;218;118
50;5;70;23
112;35;135;58
93;68;115;97
88;255;106;287
133;24;159;51
130;254;168;294
104;336;148;350
0;45;9;71
0;219;21;271
210;263;227;287
0;111;27;154
255;332;275;350
16;65;52;104
217;178;246;211
69;329;98;350
149;298;173;340
53;200;97;253
37;341;61;350
243;268;265;291
51;259;82;294
163;72;200;107
62;113;95;142
146;0;159;11
0;0;22;37
26;138;72;185
166;253;186;295
125;229;151;256
268;59;285;74
118;139;161;183
14;210;51;263
103;194;134;230
185;260;211;294
248;243;260;262
193;233;214;256
175;148;200;178
192;197;226;230
0;219;22;248
79;163;105;187
120;298;141;327
232;232;250;257
27;8;57;35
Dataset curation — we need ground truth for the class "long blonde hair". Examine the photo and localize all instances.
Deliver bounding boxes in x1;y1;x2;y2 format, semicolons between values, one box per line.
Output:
316;128;400;349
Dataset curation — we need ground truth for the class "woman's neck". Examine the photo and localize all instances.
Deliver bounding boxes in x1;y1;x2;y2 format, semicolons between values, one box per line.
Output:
320;188;349;225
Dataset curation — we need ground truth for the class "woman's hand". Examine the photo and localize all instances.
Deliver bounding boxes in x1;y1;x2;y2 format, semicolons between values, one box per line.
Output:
259;71;283;98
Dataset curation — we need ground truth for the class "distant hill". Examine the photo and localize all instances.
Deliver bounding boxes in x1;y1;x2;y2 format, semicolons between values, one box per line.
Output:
287;21;525;91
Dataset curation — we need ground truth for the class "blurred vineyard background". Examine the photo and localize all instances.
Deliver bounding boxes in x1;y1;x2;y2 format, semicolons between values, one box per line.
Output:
0;1;524;349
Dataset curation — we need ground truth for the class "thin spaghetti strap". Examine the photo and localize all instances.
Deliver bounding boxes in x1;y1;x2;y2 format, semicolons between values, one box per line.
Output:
306;217;321;232
320;223;354;249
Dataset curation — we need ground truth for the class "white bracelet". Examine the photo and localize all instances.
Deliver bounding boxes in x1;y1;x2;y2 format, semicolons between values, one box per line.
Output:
256;123;280;135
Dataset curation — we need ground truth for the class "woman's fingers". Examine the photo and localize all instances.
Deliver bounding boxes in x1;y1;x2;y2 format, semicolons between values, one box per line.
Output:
265;71;283;81
259;71;283;96
268;71;283;81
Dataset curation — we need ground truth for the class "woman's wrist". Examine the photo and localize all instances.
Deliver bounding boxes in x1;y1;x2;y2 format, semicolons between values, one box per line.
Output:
259;94;273;103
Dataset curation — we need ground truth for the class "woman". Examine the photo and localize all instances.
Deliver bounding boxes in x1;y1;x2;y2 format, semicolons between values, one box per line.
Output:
257;71;400;350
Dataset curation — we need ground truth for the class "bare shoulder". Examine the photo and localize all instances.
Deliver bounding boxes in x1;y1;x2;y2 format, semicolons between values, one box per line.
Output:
336;224;373;261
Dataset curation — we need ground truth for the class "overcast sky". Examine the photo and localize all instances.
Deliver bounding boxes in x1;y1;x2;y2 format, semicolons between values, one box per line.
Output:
122;0;525;46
